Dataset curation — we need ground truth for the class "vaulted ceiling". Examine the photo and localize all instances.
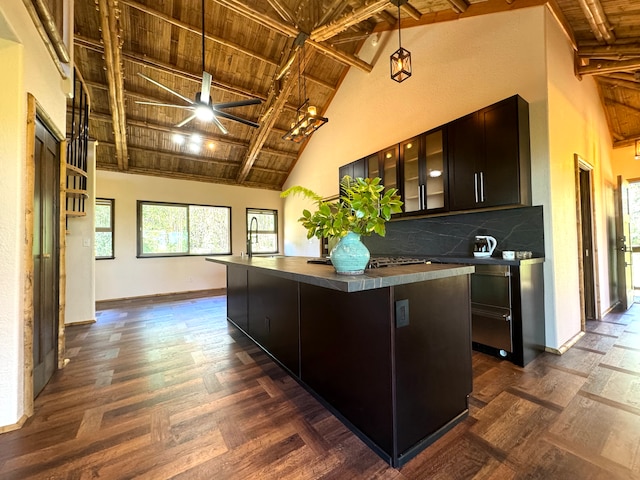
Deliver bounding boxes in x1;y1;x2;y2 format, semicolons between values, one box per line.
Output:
72;0;640;190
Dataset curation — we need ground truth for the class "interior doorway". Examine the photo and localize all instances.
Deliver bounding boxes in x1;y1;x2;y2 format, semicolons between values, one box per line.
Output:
575;155;599;328
32;116;61;397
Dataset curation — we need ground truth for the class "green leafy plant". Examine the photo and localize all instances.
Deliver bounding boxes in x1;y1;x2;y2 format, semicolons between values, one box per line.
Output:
281;176;403;240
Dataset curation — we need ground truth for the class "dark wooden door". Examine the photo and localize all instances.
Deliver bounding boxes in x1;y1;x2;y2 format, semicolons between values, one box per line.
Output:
579;169;596;320
482;98;521;207
448;111;480;210
615;175;634;310
33;117;60;397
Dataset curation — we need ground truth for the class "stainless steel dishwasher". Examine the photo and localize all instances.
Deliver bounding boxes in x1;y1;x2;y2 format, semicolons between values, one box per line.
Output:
471;264;512;357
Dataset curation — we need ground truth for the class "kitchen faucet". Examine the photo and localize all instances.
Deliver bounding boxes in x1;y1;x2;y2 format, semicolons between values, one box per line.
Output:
247;216;258;257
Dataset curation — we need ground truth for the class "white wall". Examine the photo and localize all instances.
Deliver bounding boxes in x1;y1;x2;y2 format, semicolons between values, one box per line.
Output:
0;2;71;429
65;141;97;324
543;10;615;345
95;171;283;301
283;6;616;351
612;144;640;181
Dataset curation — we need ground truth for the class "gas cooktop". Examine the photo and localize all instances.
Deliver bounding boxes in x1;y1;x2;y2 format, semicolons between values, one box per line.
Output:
306;256;428;268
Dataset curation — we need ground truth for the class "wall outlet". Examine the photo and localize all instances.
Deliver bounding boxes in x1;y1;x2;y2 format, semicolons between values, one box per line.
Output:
395;299;410;328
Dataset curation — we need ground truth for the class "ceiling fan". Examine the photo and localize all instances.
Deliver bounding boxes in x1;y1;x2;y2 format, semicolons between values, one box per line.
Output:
135;0;261;134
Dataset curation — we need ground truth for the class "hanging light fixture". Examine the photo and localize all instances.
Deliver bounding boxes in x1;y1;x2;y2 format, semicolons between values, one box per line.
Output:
283;36;328;143
635;138;640;160
390;0;412;83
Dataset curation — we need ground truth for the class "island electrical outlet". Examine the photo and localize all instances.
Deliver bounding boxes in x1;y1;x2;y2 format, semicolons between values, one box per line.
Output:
395;299;409;328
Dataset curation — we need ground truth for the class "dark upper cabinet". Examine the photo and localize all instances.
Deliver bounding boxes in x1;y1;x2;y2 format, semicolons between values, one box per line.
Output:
448;95;531;211
338;95;531;217
400;128;447;215
338;157;367;184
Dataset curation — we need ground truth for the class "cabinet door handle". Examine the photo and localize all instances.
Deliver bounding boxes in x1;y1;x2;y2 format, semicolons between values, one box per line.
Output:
421;184;426;209
417;185;422;210
479;171;485;202
474;173;479;203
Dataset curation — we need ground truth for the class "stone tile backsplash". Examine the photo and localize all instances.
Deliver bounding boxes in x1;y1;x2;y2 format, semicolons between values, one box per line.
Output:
363;206;544;257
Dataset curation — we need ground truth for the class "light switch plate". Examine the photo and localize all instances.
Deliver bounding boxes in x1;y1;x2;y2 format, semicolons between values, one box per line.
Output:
83;238;91;247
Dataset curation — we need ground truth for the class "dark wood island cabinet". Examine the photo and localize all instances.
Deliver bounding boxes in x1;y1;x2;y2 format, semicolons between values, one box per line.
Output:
207;256;475;467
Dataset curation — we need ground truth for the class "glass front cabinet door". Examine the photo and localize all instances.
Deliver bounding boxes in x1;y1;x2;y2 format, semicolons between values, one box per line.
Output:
400;128;447;215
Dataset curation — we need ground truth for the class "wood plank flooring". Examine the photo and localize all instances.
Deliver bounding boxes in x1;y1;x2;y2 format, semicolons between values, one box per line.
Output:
1;295;639;479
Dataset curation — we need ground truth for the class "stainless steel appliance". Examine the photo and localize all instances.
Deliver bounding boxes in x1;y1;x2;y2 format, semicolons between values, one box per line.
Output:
471;264;512;356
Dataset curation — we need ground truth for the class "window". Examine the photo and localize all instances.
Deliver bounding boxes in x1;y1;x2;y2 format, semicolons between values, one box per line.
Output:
247;208;278;254
95;198;114;259
137;201;231;257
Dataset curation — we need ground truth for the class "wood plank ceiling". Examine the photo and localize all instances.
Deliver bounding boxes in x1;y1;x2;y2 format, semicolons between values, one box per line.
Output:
72;0;640;190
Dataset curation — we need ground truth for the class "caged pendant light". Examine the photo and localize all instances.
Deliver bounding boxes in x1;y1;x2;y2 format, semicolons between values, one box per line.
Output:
390;0;412;83
283;36;328;143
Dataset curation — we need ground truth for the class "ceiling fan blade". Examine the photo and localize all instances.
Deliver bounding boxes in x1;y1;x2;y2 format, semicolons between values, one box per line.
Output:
200;71;212;105
213;110;260;128
213;98;262;110
176;113;198;128
211;115;229;135
135;101;194;109
138;73;194;105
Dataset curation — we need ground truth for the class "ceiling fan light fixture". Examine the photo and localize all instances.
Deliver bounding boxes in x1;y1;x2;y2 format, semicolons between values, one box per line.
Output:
188;142;201;154
195;103;215;122
172;133;185;145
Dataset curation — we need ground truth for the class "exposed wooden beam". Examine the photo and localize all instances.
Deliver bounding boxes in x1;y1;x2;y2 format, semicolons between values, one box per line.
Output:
98;141;292;173
613;137;640;149
578;58;640;76
88;110;295;157
97;0;129;171
596;75;640;92
266;0;296;25
236;47;308;183
576;0;615;44
97;163;283;190
401;2;423;20
578;43;640;58
604;99;640;117
445;0;469;14
212;0;298;37
213;0;373;73
376;9;397;25
317;0;349;26
311;0;390;43
75;35;268;103
120;0;279;69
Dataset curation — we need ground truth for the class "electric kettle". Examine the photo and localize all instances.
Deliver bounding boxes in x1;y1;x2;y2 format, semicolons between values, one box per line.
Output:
473;235;497;258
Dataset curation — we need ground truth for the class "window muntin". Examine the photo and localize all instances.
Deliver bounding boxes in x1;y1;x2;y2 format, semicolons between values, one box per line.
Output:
247;208;278;254
138;201;231;257
95;198;114;259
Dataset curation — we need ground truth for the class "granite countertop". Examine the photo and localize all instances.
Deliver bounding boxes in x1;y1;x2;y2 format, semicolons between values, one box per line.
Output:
423;254;545;266
206;255;475;293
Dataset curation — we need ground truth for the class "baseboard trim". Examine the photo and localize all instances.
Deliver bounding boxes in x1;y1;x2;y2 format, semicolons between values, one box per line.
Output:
545;331;585;355
96;288;226;311
65;319;96;326
0;414;29;434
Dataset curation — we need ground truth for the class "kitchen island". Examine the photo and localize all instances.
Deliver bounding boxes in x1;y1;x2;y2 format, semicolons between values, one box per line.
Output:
206;256;475;467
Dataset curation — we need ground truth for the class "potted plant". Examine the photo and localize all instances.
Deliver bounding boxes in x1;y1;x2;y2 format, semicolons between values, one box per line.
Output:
281;176;403;275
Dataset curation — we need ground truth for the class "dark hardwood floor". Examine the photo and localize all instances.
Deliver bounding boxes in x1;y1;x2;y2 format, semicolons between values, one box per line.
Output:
1;295;639;479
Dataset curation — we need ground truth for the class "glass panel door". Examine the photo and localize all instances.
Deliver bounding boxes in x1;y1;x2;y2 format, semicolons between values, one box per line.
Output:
425;129;445;210
401;137;421;213
382;146;398;193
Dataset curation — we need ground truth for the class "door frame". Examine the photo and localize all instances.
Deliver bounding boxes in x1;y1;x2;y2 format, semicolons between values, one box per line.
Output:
23;93;67;417
574;154;601;329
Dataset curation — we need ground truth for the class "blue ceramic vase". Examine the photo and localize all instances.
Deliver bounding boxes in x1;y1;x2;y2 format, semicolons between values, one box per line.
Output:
330;232;370;275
